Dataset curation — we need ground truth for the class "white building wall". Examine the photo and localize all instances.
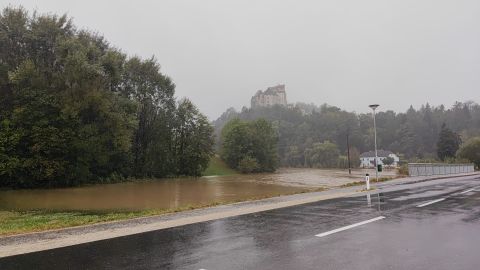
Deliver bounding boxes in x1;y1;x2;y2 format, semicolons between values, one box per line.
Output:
360;154;399;168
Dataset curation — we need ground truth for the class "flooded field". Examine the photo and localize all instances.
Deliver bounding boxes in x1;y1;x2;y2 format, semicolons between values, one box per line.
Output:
256;167;396;187
0;168;396;211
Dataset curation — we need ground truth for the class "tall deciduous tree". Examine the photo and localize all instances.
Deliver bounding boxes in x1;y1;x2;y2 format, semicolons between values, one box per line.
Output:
0;7;136;187
174;98;214;176
122;56;176;177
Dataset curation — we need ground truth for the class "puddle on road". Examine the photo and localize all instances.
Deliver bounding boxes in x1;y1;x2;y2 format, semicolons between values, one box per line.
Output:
390;186;464;201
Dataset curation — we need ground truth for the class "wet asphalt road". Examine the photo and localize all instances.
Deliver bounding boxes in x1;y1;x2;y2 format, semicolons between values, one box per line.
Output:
2;176;480;270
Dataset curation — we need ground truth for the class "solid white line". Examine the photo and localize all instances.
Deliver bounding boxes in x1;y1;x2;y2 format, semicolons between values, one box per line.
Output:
416;198;445;208
459;188;476;195
315;216;386;238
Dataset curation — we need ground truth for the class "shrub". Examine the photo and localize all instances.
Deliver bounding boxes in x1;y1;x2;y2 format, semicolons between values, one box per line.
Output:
457;137;480;169
237;156;260;173
397;164;409;176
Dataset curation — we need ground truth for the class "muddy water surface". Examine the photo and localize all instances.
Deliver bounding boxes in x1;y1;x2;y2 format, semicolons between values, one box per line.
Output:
0;168;395;211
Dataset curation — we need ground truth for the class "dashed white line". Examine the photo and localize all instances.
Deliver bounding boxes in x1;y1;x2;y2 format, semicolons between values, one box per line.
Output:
459;188;476;195
315;216;386;238
417;187;478;207
416;198;445;208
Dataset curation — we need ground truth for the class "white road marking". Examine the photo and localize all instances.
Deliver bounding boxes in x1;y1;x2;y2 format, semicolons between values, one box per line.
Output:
416;198;445;208
315;216;386;238
459;188;476;195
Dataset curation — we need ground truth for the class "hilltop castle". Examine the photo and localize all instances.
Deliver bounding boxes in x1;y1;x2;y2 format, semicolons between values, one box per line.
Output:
251;84;287;108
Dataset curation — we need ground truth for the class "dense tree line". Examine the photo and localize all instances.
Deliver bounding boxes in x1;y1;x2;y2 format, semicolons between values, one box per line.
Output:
214;101;480;168
221;119;277;173
0;7;214;188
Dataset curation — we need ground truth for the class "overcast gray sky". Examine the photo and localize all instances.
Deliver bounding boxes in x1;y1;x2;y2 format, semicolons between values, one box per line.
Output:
3;0;480;119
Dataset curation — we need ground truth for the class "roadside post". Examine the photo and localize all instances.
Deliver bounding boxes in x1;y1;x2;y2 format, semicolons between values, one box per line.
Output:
365;173;370;190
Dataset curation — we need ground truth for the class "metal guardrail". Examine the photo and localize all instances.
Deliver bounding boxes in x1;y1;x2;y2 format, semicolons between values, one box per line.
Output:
408;163;475;177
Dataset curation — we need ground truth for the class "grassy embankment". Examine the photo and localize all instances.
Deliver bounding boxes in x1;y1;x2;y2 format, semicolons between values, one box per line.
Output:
0;205;213;236
202;156;238;176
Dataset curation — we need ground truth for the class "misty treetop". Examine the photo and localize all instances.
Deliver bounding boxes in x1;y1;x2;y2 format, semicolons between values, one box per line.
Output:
214;101;480;167
0;7;214;188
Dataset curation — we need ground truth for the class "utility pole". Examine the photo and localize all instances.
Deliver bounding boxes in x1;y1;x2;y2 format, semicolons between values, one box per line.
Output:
369;104;380;182
346;128;351;174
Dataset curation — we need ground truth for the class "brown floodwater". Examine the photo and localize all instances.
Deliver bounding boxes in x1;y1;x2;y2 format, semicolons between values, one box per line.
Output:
0;168;395;211
0;175;306;211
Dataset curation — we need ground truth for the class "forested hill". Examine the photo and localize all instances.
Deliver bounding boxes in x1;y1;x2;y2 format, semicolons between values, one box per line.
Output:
213;102;480;166
0;7;214;188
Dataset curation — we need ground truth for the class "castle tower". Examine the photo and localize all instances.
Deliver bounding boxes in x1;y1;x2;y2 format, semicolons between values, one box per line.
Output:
251;84;287;108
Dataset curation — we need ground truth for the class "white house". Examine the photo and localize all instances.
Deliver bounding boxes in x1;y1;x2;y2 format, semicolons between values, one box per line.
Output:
360;150;400;168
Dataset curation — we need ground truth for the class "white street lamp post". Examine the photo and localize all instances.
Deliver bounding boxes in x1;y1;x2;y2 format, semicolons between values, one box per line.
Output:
369;104;379;182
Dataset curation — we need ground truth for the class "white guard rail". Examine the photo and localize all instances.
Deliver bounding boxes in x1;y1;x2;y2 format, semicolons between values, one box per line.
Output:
408;163;475;177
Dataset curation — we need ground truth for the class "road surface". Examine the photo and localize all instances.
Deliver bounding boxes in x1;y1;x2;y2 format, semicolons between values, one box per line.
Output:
1;175;480;270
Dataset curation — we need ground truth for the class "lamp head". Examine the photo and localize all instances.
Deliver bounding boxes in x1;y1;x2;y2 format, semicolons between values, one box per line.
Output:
369;104;379;110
